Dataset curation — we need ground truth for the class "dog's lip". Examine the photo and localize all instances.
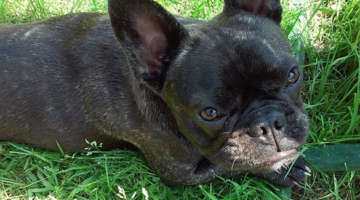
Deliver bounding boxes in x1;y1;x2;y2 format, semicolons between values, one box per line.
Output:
267;149;298;165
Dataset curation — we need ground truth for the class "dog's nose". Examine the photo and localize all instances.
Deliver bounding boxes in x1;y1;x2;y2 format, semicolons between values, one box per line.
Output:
248;111;286;138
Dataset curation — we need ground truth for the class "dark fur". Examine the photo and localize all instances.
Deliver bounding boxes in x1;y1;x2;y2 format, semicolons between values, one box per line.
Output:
0;0;309;186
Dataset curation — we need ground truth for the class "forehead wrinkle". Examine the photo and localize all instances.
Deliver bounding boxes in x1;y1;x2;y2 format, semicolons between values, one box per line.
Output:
218;28;281;69
220;28;255;41
221;28;276;51
237;15;257;24
188;28;217;48
260;38;277;66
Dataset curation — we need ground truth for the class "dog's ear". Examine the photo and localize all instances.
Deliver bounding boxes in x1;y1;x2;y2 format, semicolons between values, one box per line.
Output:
223;0;282;23
108;0;187;90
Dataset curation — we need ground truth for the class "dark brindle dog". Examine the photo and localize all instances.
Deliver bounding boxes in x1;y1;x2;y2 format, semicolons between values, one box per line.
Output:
0;0;309;186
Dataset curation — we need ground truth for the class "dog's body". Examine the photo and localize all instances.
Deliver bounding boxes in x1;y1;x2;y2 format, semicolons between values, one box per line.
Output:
0;0;309;186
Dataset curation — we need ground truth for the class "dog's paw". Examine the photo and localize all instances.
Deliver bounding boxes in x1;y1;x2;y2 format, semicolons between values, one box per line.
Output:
257;157;311;187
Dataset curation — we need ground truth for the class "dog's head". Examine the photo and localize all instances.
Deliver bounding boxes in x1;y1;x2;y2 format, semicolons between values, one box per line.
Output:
109;0;309;186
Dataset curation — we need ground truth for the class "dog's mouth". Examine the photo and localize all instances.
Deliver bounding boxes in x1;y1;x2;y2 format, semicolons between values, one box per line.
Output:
186;148;307;187
193;157;216;175
267;149;298;166
192;149;299;177
263;149;299;172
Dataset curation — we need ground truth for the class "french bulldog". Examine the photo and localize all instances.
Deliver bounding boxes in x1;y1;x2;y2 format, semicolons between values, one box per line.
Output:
0;0;310;186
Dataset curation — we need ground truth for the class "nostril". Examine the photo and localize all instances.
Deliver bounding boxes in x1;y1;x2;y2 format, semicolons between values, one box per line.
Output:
274;119;284;131
249;124;269;137
260;126;268;135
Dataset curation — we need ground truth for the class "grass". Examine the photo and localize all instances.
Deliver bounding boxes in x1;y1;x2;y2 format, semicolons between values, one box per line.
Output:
0;0;359;199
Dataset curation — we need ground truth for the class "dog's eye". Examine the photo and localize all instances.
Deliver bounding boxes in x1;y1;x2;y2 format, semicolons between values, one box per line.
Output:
288;67;300;84
200;108;218;121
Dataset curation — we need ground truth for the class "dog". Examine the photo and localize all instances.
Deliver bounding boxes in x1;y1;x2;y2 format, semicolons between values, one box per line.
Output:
0;0;310;186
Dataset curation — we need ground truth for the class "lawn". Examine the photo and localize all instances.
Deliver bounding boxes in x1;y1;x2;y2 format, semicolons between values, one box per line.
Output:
0;0;359;199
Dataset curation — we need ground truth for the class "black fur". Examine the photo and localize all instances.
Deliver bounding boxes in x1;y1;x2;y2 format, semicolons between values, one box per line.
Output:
0;0;309;186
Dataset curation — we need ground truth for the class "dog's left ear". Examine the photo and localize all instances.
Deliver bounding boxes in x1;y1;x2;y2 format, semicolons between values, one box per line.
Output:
108;0;188;90
223;0;282;23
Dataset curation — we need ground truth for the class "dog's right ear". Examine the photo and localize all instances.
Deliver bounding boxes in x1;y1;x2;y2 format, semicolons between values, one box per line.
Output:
108;0;188;90
223;0;282;23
